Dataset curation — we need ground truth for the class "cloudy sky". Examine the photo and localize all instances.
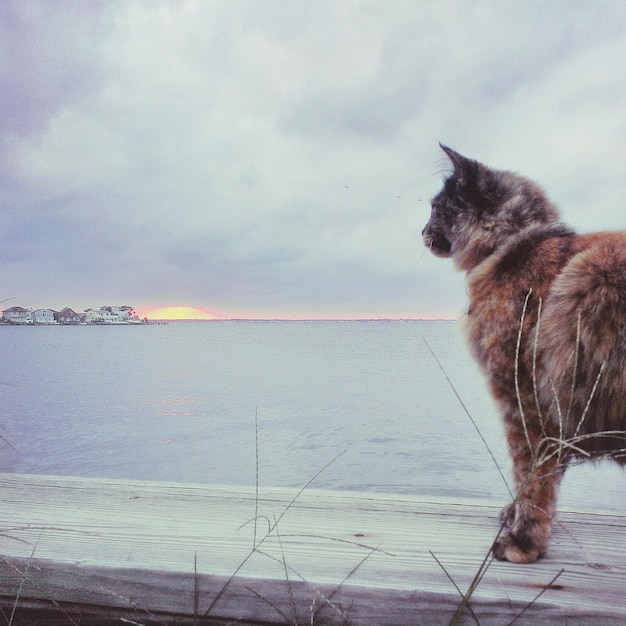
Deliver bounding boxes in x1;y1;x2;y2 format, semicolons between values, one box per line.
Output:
1;1;625;319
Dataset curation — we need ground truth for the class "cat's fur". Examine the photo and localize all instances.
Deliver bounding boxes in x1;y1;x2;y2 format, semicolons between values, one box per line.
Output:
422;144;626;563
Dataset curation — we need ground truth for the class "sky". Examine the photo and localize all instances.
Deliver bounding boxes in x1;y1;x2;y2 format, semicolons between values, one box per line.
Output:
1;1;625;320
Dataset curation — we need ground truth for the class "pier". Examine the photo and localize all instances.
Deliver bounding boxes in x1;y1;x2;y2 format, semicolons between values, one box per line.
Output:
0;472;625;624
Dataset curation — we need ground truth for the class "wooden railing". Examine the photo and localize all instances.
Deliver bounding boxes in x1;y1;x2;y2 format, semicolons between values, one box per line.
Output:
0;473;625;624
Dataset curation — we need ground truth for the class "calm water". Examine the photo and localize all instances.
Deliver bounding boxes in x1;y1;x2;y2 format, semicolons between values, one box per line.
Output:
1;320;624;511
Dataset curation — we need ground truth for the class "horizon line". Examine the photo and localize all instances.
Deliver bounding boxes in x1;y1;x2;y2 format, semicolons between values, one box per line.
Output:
147;316;458;322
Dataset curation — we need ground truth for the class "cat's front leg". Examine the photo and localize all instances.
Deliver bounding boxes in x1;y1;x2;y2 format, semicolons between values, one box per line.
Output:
493;424;564;563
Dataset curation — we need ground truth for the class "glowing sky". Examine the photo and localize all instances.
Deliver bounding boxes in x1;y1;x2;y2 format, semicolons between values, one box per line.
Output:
2;1;625;319
137;306;219;321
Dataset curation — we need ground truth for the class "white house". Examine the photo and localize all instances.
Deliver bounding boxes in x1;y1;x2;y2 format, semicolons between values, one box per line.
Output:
2;304;143;325
101;306;141;323
2;306;33;324
85;308;118;324
31;309;57;324
102;306;126;323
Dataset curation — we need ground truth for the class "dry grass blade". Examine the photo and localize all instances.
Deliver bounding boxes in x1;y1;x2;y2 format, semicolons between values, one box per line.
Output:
254;548;350;624
514;289;534;457
423;337;512;498
277;533;395;557
269;449;348;534
309;547;380;626
573;361;606;439
566;310;583;423
242;583;294;624
531;296;545;433
507;568;565;626
273;516;298;625
0;426;17;453
428;550;480;626
8;553;35;626
254;406;260;550
4;533;80;626
203;445;348;618
193;552;199;625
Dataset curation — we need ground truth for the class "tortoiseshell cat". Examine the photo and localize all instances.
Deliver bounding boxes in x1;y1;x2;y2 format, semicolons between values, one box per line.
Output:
423;144;626;563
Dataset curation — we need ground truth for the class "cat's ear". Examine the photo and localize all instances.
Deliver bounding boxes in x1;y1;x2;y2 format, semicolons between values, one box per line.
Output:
439;143;476;186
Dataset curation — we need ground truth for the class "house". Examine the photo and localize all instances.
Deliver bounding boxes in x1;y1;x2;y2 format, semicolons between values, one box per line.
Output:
84;308;118;324
2;306;33;324
55;308;82;324
1;304;143;325
101;306;125;323
31;309;57;324
102;305;141;324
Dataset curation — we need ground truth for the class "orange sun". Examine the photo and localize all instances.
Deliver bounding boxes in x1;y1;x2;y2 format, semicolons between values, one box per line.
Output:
138;306;219;320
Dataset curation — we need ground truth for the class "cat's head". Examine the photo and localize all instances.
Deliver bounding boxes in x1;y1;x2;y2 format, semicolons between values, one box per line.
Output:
422;144;561;271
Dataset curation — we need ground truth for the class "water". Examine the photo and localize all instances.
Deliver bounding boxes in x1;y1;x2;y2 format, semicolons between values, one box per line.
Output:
1;320;624;511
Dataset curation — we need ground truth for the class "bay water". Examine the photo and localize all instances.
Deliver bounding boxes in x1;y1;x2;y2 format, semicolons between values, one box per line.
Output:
1;320;624;511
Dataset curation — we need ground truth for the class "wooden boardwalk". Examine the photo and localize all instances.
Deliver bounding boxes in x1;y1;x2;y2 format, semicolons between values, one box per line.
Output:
0;472;625;624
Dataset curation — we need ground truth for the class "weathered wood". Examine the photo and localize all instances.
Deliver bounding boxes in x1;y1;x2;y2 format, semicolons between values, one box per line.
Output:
0;473;625;624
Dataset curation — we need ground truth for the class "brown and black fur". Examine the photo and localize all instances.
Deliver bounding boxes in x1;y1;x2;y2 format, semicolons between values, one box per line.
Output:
422;144;626;563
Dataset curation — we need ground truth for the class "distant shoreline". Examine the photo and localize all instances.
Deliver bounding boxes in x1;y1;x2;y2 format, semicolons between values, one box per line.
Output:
1;317;455;326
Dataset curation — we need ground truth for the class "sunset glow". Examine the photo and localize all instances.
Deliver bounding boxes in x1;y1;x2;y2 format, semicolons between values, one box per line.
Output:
138;306;219;320
135;306;450;321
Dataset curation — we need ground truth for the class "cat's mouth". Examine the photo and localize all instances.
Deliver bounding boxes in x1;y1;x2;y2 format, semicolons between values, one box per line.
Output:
422;229;452;258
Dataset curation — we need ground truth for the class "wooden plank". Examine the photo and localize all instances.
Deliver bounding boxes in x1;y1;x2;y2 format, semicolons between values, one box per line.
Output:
1;473;626;624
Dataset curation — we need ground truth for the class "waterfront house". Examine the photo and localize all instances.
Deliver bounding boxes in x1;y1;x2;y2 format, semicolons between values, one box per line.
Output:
31;309;57;324
2;304;142;325
1;306;32;324
55;308;82;324
85;308;118;324
102;305;141;323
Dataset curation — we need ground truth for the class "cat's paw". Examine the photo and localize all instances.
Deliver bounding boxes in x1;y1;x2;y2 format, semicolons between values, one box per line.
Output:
493;529;544;563
494;499;553;562
493;511;552;563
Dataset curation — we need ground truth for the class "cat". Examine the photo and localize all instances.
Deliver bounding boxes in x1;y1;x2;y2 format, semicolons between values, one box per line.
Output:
422;144;626;563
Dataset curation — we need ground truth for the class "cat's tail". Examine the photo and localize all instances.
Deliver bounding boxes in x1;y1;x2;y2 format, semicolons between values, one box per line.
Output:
537;231;626;444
